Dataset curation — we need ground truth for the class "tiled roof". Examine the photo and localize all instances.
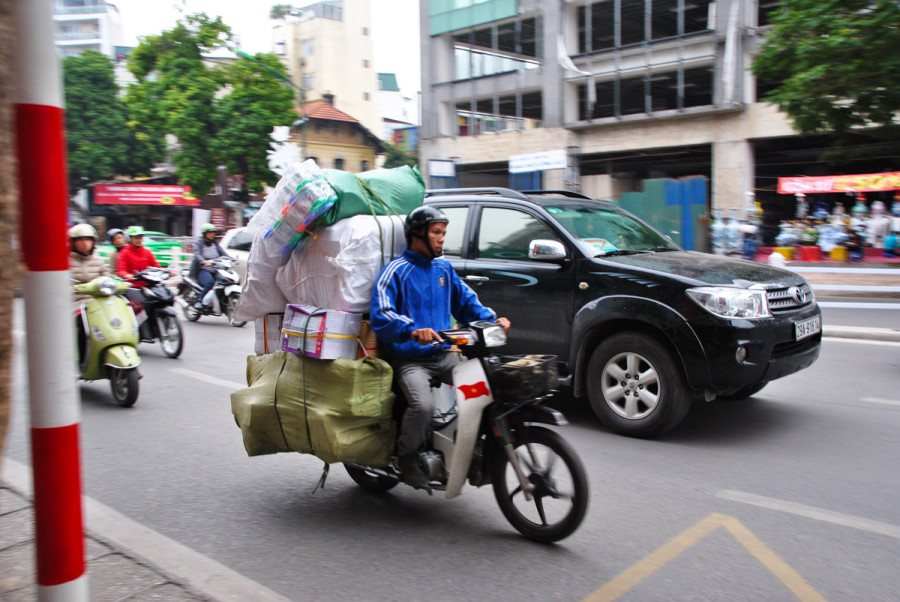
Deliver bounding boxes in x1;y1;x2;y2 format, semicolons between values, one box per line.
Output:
298;100;359;123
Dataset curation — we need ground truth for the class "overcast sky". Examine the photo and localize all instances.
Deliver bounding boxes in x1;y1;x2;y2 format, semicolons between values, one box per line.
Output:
111;0;421;95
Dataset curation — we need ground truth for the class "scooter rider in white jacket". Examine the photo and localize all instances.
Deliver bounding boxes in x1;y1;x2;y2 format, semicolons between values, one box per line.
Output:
370;206;510;487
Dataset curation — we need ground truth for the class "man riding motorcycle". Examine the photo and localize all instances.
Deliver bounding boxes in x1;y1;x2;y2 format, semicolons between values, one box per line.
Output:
369;206;510;487
190;223;232;310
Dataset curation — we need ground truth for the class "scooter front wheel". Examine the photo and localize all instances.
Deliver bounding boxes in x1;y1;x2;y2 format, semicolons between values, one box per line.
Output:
224;293;246;328
109;368;139;407
344;463;400;493
491;426;589;543
158;315;184;358
182;291;201;322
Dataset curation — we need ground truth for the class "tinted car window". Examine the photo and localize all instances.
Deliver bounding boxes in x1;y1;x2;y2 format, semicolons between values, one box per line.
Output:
544;203;677;254
228;230;253;251
441;206;469;257
477;207;560;261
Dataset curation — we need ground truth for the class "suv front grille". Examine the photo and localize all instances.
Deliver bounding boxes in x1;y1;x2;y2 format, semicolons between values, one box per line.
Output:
766;284;814;313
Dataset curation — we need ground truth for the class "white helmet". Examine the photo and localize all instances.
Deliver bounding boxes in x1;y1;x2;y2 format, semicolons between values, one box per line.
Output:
68;224;98;240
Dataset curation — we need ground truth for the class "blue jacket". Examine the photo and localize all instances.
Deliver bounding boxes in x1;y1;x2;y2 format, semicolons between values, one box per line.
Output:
370;249;496;360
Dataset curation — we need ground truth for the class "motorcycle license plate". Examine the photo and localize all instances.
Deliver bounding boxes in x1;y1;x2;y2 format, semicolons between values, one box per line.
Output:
794;315;821;341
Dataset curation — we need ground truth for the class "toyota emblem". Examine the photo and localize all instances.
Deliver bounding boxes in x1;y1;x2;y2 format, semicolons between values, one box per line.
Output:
789;286;807;304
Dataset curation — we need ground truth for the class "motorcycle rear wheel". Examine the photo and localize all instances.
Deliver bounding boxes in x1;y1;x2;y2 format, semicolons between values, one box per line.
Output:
109;368;139;407
344;464;400;493
158;315;183;358
491;426;589;543
224;293;246;328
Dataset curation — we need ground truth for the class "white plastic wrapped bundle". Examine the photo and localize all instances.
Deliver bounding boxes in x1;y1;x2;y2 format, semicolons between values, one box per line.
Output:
276;214;406;313
247;159;338;258
233;234;291;321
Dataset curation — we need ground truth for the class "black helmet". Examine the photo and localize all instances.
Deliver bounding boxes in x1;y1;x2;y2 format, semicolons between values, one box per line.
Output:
404;206;448;238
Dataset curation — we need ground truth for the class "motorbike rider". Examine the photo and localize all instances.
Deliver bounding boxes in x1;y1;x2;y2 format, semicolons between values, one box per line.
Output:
106;228;127;274
190;223;232;310
116;225;175;304
370;206;510;487
69;223;109;362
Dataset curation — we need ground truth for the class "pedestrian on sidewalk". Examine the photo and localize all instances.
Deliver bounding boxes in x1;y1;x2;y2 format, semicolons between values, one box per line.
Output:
884;230;898;258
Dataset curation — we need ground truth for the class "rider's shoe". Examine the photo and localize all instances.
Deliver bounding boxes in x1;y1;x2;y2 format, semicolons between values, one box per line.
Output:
193;301;203;310
398;453;429;490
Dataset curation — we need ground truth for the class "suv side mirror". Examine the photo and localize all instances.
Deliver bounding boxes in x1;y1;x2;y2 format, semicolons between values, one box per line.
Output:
529;239;567;262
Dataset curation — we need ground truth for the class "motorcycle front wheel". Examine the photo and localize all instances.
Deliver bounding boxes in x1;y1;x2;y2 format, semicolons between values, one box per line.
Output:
109;368;139;407
224;293;246;328
181;290;201;322
344;463;400;493
491;427;589;543
158;315;184;358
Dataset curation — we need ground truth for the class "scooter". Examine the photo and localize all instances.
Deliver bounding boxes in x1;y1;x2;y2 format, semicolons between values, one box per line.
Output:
74;277;141;407
344;321;590;543
177;256;246;327
130;267;184;358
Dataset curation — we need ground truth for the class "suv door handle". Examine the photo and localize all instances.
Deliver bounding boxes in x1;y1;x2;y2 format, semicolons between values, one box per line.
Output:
466;275;489;282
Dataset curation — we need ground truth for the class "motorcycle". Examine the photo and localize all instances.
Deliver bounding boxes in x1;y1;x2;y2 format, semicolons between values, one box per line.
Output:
130;267;184;358
344;321;589;543
177;256;246;327
73;277;141;407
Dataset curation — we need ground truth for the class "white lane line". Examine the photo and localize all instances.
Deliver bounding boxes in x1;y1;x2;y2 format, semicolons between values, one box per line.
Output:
2;457;291;602
818;301;900;309
861;397;900;407
717;490;900;540
169;367;244;390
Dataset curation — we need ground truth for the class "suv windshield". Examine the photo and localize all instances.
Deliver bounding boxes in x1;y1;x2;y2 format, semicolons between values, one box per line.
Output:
544;202;680;255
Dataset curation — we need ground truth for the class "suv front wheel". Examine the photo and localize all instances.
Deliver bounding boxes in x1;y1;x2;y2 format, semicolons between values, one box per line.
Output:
586;332;691;438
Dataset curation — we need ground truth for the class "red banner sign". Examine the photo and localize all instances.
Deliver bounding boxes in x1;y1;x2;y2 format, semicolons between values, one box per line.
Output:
778;172;900;195
94;183;198;206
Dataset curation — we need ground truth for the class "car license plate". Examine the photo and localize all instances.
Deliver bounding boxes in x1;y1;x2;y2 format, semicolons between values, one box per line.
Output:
794;315;821;340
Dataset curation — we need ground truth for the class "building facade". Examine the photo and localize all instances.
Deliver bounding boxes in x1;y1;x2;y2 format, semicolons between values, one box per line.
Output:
273;0;381;137
293;96;384;173
417;0;871;227
53;0;123;58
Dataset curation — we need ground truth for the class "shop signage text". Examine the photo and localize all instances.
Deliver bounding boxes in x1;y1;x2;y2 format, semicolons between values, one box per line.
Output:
509;149;567;174
94;184;199;205
778;172;900;195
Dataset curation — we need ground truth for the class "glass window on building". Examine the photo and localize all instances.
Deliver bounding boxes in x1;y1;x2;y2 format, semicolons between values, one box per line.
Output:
361;160;369;172
301;40;315;57
452;16;540;80
334;158;344;170
578;0;712;53
302;74;314;90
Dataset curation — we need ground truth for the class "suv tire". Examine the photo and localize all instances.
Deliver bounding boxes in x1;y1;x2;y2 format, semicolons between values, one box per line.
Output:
586;332;691;437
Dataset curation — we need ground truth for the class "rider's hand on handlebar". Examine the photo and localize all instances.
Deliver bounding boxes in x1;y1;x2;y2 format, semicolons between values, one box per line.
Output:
411;328;443;346
496;317;511;333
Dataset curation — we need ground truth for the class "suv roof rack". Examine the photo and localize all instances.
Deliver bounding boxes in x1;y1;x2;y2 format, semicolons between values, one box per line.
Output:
425;187;529;200
522;189;593;200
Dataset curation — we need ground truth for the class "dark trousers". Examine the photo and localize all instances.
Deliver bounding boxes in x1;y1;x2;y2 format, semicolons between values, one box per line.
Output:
393;352;462;456
197;269;215;304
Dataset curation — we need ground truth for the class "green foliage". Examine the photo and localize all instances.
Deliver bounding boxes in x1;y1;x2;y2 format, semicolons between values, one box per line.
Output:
126;13;232;196
753;0;900;141
381;140;418;169
62;50;158;192
210;53;296;192
269;4;294;20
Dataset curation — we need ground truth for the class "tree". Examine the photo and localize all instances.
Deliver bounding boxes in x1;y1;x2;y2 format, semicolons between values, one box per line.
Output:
381;140;417;169
753;0;900;142
269;4;294;20
126;13;232;196
62;51;158;193
210;53;296;192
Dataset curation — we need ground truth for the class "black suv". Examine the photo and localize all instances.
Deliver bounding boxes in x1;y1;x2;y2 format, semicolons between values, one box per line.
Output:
425;188;822;437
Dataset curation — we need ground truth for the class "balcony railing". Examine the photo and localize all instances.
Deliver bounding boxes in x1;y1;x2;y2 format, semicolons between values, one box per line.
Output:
53;6;106;15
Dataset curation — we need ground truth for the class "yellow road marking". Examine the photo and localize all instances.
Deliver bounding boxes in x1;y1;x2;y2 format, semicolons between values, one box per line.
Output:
584;513;827;602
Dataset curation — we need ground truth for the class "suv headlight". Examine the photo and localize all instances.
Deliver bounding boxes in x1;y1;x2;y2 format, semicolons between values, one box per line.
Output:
686;287;771;319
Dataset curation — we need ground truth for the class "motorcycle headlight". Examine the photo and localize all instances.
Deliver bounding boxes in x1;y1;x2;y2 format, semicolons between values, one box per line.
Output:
686;287;771;319
97;277;117;296
482;325;508;347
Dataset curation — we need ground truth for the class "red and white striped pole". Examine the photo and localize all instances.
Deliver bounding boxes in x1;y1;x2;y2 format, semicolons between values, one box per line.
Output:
13;1;88;600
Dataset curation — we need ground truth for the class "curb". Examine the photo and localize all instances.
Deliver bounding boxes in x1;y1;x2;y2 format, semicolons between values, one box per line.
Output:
823;325;900;343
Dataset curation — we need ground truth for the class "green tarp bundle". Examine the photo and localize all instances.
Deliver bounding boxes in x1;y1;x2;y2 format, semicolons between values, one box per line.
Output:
231;351;396;466
318;165;425;226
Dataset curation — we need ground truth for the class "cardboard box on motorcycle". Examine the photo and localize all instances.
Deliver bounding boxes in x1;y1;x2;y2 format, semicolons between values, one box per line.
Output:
230;351;396;466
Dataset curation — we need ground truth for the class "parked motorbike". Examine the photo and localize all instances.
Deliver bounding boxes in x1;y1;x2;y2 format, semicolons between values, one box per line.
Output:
177;256;246;327
344;321;589;543
74;277;141;407
130;267;184;358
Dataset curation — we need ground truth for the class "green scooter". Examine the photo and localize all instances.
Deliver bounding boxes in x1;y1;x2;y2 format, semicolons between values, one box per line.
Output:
74;277;141;406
